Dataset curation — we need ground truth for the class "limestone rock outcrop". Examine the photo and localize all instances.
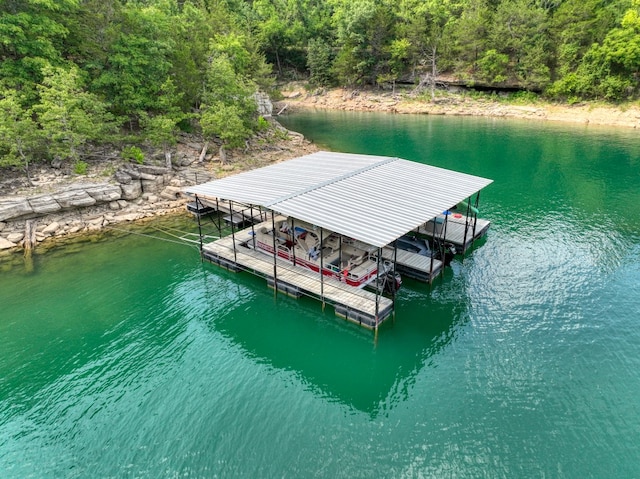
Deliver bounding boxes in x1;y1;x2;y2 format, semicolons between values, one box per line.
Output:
0;162;189;252
0;198;32;222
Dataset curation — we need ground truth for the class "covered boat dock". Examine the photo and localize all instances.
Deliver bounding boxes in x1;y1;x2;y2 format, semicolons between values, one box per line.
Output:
184;151;492;330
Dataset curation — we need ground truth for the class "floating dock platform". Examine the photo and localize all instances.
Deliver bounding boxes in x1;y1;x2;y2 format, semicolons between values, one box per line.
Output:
376;247;443;283
419;214;491;254
202;230;394;329
184;151;494;331
188;198;270;225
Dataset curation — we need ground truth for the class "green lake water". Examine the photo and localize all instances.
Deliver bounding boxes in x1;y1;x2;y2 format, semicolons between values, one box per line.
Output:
2;111;640;478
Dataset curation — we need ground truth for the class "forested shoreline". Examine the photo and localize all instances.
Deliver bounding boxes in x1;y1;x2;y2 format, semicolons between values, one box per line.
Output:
1;0;639;179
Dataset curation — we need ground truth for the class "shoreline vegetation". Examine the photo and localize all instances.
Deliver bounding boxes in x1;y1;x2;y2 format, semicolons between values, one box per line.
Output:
0;119;319;262
1;84;638;262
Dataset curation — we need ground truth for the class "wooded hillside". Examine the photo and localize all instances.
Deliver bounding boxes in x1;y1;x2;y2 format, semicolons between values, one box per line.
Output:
1;0;639;175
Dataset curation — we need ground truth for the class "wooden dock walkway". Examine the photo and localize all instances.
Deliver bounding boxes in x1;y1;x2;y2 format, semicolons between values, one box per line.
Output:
202;234;394;329
210;199;269;223
419;215;491;253
376;247;443;283
188;198;270;225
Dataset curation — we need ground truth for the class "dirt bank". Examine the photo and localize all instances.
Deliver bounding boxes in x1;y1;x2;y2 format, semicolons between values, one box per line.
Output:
277;85;640;130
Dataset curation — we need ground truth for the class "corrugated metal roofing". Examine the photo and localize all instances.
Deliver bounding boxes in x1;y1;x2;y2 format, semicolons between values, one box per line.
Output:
184;151;493;248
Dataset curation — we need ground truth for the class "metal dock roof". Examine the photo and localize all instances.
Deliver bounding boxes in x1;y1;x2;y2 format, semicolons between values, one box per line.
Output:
185;151;493;248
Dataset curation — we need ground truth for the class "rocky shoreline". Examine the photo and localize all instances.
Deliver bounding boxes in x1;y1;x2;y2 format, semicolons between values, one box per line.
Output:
0;126;318;257
0;165;187;251
277;85;640;129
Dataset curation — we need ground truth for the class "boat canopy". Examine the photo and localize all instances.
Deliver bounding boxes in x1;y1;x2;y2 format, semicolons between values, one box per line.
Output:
184;151;493;248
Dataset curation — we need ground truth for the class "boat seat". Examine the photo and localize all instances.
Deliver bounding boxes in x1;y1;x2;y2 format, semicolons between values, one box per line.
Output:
349;254;365;266
305;234;319;250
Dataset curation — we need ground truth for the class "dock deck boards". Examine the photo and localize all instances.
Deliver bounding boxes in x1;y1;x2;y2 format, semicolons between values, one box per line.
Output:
419;215;491;253
203;234;393;327
203;198;269;223
377;247;443;282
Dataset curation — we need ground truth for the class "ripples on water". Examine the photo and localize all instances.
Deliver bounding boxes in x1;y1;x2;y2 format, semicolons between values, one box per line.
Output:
2;114;640;477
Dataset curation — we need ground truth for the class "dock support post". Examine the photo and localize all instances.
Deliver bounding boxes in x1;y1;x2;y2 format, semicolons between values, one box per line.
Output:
320;227;325;310
195;195;204;260
229;200;237;264
291;218;297;266
271;211;278;299
471;192;480;245
392;240;398;319
440;214;449;281
429;236;435;285
214;198;223;239
375;248;381;321
462;196;471;257
250;204;256;249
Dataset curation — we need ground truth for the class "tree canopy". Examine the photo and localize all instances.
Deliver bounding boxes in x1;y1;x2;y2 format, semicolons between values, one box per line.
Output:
0;0;638;175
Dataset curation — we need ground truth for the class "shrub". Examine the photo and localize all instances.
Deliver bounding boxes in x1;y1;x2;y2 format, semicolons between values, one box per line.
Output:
122;146;145;164
256;116;270;131
74;160;88;175
508;91;540;104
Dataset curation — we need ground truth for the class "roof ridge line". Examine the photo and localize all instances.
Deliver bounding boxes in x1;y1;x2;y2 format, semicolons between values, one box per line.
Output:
265;155;398;208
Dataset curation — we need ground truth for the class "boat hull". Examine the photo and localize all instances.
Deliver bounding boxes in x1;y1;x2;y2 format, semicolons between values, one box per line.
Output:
255;240;378;288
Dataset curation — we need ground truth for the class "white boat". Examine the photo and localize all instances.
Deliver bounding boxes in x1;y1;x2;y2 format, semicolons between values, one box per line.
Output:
250;217;400;291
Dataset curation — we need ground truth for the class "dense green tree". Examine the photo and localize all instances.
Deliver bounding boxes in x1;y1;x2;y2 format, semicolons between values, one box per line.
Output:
0;90;42;184
63;0;123;78
599;2;640;74
170;0;239;110
450;0;492;75
33;65;116;165
548;0;614;77
200;54;258;150
331;0;397;85
250;0;332;76
548;0;639;100
395;0;462;96
251;0;297;75
92;3;175;123
3;0;640;178
307;38;336;87
142;79;185;168
379;38;411;91
477;49;510;83
0;0;79;101
488;0;551;88
211;32;273;89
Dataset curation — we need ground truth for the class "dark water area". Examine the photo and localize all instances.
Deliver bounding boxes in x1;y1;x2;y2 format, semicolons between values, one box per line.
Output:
2;112;640;477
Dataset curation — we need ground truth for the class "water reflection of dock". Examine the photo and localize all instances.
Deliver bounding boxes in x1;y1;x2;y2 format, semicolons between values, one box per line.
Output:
211;286;463;416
